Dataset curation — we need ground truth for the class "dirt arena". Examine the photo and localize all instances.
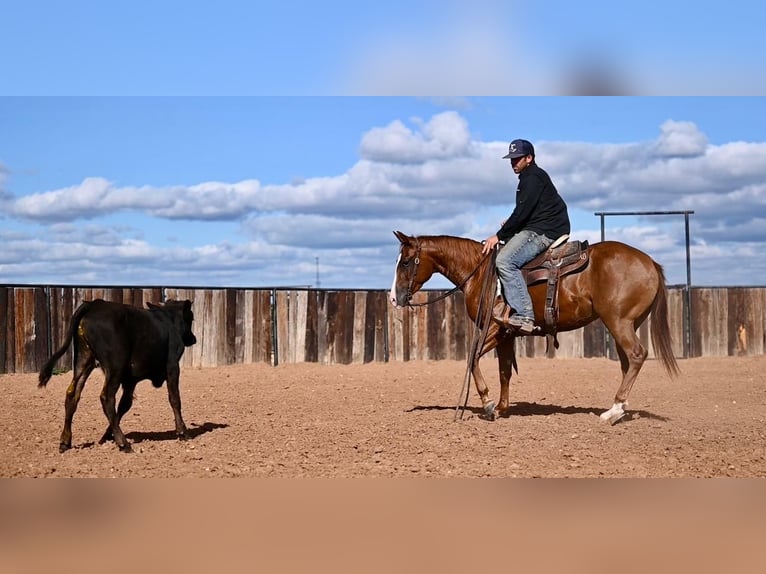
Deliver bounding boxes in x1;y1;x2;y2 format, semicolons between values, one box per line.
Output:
1;355;764;478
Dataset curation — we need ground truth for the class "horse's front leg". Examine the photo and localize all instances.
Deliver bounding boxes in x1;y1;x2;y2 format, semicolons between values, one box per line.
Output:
470;359;496;420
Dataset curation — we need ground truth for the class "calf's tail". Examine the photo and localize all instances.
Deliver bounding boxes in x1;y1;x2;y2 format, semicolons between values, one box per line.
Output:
38;301;92;388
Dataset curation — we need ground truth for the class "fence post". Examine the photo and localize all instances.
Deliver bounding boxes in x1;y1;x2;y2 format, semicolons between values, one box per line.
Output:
270;288;279;366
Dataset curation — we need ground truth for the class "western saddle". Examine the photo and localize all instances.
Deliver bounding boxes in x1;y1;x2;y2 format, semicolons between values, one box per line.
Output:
505;234;590;355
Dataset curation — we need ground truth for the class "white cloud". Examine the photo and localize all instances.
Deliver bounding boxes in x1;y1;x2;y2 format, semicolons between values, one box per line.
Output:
359;111;472;163
653;120;708;157
6;113;766;287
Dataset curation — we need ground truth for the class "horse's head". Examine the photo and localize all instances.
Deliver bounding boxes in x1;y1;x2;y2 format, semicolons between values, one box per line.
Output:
389;230;437;308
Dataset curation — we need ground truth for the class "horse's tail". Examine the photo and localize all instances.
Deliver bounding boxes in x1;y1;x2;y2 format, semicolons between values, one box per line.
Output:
650;263;681;378
38;301;91;388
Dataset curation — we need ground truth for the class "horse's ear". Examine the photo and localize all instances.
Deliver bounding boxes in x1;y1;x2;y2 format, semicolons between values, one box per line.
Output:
393;230;410;244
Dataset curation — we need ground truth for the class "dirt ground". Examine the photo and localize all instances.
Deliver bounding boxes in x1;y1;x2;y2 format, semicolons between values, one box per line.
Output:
2;355;765;477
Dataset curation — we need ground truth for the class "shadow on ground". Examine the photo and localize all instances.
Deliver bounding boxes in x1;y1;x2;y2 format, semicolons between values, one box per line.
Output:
409;402;669;422
126;421;229;443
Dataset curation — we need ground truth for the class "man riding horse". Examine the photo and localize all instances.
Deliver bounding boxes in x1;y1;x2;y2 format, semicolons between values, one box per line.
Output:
482;139;571;335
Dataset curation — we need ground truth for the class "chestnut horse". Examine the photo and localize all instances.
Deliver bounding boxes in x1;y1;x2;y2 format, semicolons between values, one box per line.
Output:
389;231;680;424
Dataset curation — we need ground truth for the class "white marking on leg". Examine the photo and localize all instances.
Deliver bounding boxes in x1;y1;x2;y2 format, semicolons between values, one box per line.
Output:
389;253;401;307
600;402;626;424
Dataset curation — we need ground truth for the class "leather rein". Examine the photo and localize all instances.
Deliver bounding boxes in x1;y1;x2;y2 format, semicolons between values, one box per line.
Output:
403;237;490;308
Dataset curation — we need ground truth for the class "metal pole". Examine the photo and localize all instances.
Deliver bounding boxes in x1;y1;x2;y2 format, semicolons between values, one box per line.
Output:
594;210;694;360
685;212;693;357
600;214;605;243
599;214;608;358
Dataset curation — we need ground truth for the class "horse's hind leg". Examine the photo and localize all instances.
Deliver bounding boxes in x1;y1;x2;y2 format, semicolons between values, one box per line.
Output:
495;337;515;416
600;321;648;425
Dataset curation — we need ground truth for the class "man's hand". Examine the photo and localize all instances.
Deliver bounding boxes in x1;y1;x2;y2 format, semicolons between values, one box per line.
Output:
482;234;499;255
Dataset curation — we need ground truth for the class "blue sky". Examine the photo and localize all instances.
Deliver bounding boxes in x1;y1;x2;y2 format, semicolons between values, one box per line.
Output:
1;2;766;289
3;1;765;95
2;97;766;289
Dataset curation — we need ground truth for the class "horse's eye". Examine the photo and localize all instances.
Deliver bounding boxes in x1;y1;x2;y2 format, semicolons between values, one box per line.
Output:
400;259;410;268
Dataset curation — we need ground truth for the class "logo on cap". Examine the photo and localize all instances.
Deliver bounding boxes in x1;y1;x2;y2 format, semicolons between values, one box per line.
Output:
502;139;535;159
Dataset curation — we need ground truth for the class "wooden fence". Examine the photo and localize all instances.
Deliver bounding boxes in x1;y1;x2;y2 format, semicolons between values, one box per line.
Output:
1;285;765;374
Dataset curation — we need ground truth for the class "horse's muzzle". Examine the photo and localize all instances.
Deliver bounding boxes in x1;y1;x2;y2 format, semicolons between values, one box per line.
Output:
389;289;410;308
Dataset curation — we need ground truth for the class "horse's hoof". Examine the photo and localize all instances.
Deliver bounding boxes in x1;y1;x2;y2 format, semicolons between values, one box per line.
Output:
59;443;71;453
118;442;133;453
600;410;626;425
483;401;496;420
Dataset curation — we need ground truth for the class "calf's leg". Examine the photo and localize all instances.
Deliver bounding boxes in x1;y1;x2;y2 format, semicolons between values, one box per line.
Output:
166;366;189;440
59;362;95;452
100;382;136;445
100;374;131;452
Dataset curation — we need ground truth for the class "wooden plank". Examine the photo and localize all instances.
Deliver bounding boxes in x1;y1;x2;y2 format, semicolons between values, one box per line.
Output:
323;291;339;364
234;290;246;365
224;289;236;365
363;291;377;364
12;288;41;374
214;290;227;366
555;329;583;359
401;306;410;362
14;289;29;373
303;290;318;363
389;305;407;362
744;288;764;355
445;292;465;361
242;290;255;364
582;320;606;358
293;291;309;363
197;290;215;368
275;291;290;365
316;291;328;364
667;288;685;359
692;288;727;357
727;288;764;356
335;291;354;365
426;292;447;360
284;291;295;364
372;292;387;363
105;288;122;303
52;288;75;370
0;288;9;374
181;288;201;368
414;293;428;361
352;291;366;364
32;287;49;373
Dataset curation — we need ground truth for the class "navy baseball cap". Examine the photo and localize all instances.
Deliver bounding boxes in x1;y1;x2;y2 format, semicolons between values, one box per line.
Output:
502;139;535;159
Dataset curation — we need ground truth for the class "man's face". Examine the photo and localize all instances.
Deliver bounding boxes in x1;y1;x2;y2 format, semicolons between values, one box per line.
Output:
510;154;532;174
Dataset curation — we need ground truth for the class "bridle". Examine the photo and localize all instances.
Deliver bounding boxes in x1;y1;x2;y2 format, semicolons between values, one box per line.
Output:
401;237;491;308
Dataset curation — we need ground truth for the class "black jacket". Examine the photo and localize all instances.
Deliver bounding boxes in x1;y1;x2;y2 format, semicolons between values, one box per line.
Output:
496;162;570;242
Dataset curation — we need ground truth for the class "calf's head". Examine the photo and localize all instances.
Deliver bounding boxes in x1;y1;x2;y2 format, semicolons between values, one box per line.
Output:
148;299;197;347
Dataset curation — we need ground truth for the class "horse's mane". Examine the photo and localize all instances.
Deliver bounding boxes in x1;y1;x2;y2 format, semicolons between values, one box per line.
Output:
419;235;481;256
417;235;484;276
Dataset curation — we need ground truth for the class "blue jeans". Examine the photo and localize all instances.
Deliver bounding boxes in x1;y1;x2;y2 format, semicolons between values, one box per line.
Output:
495;230;553;319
